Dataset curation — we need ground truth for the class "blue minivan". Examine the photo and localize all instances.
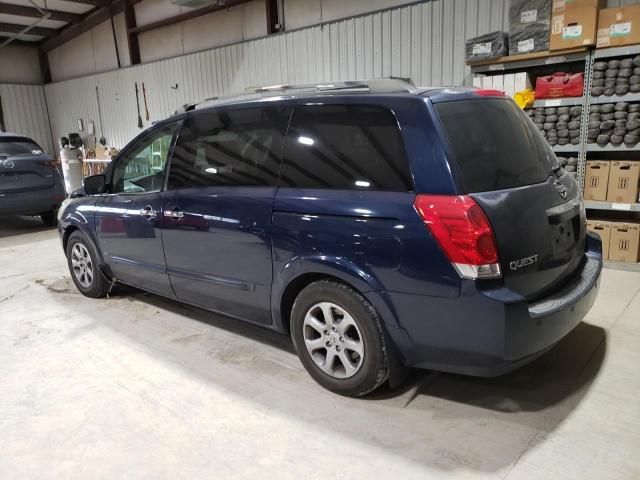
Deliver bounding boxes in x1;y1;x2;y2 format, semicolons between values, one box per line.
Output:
58;79;602;396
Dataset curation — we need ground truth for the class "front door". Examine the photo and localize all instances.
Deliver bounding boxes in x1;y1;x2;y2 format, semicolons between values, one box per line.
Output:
95;123;178;296
161;106;291;324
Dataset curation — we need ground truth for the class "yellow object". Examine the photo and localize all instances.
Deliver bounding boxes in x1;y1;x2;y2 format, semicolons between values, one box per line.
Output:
513;89;535;109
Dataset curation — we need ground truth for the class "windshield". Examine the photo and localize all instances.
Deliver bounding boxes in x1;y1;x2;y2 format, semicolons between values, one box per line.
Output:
434;98;557;192
0;138;44;157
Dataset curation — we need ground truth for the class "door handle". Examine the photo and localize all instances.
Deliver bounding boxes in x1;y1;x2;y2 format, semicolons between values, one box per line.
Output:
164;207;184;219
139;205;157;218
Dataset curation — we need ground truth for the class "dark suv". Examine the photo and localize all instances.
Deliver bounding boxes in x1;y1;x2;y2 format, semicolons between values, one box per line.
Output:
1;133;65;226
58;80;602;396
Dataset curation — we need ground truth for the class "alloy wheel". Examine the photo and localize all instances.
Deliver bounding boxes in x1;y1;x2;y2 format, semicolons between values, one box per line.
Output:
71;243;94;289
302;302;364;379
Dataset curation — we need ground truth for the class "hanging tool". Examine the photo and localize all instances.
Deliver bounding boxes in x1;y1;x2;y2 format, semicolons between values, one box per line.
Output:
95;86;106;146
142;82;150;121
135;82;143;129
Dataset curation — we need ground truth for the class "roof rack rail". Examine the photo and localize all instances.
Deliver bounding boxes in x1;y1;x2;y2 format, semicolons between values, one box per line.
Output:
172;77;418;115
245;77;416;94
245;80;369;93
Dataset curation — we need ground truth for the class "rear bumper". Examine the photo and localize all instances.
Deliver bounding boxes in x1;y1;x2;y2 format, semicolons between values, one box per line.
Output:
0;180;65;216
383;234;603;376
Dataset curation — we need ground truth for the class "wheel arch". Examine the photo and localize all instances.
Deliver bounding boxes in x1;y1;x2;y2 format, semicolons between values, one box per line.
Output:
275;263;412;389
278;272;360;335
62;224;79;252
61;218;108;269
272;255;403;334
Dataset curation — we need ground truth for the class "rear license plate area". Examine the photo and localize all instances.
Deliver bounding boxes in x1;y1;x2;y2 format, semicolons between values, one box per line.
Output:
551;216;578;255
0;173;19;182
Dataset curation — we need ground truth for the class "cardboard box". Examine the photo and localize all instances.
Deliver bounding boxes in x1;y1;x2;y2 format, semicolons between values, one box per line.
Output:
503;73;516;97
609;222;640;263
587;220;612;260
492;75;504;92
552;0;604;13
550;6;599;50
597;4;640;48
514;72;532;91
606;160;640;203
584;160;611;201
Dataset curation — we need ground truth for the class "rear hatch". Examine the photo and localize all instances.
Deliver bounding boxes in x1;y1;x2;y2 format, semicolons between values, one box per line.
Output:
0;136;55;194
433;97;586;299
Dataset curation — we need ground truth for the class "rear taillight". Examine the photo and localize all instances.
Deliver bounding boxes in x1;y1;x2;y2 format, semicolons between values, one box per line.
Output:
414;194;501;280
473;89;505;97
38;160;60;168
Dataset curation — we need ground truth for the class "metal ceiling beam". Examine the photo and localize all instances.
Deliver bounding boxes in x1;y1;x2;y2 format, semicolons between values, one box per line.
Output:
265;0;280;34
0;22;57;37
56;0;108;6
40;0;144;52
0;37;40;47
127;0;254;35
0;3;82;24
123;0;139;65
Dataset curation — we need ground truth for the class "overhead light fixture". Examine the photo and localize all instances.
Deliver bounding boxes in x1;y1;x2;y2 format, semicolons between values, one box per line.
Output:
298;136;314;146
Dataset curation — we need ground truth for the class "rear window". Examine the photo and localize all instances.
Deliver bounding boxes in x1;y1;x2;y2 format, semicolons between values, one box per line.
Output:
0;137;43;157
280;105;413;191
434;99;555;192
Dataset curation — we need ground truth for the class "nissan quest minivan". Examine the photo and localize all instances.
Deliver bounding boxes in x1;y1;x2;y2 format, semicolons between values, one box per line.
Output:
58;79;602;396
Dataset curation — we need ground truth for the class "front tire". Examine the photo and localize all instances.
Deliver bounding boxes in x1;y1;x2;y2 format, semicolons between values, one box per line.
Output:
41;211;58;227
290;280;389;396
66;231;109;298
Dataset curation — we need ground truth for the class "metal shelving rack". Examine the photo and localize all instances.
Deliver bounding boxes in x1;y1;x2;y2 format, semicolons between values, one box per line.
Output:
533;97;584;107
584;200;640;212
583;44;640;273
470;46;640;272
586;144;640;151
469;49;589;73
591;92;640;104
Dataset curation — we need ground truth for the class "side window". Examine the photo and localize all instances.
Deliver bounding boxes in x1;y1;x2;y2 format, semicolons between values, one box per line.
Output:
168;106;291;189
111;124;177;194
280;105;413;191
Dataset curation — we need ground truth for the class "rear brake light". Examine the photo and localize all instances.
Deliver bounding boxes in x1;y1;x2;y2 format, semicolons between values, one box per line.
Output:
414;194;501;280
474;89;505;97
38;160;61;168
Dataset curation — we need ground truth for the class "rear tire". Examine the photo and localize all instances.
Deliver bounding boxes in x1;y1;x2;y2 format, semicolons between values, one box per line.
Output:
290;280;388;396
66;231;109;298
40;211;58;227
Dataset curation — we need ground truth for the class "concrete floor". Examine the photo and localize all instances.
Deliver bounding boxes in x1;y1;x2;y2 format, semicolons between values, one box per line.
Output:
1;216;639;480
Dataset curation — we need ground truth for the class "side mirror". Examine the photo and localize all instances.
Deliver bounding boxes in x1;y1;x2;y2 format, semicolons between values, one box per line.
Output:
84;174;107;194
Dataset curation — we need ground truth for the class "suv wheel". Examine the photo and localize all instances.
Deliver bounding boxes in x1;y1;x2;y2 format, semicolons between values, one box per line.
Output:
40;211;58;227
290;280;388;396
66;231;109;298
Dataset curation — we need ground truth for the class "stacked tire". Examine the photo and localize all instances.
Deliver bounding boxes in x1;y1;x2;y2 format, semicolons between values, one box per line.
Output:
587;102;640;147
591;56;640;98
558;155;579;181
525;105;582;147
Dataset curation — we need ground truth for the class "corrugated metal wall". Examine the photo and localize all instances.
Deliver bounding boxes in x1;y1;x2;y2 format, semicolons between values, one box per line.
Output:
0;84;54;155
42;0;640;151
44;0;512;150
